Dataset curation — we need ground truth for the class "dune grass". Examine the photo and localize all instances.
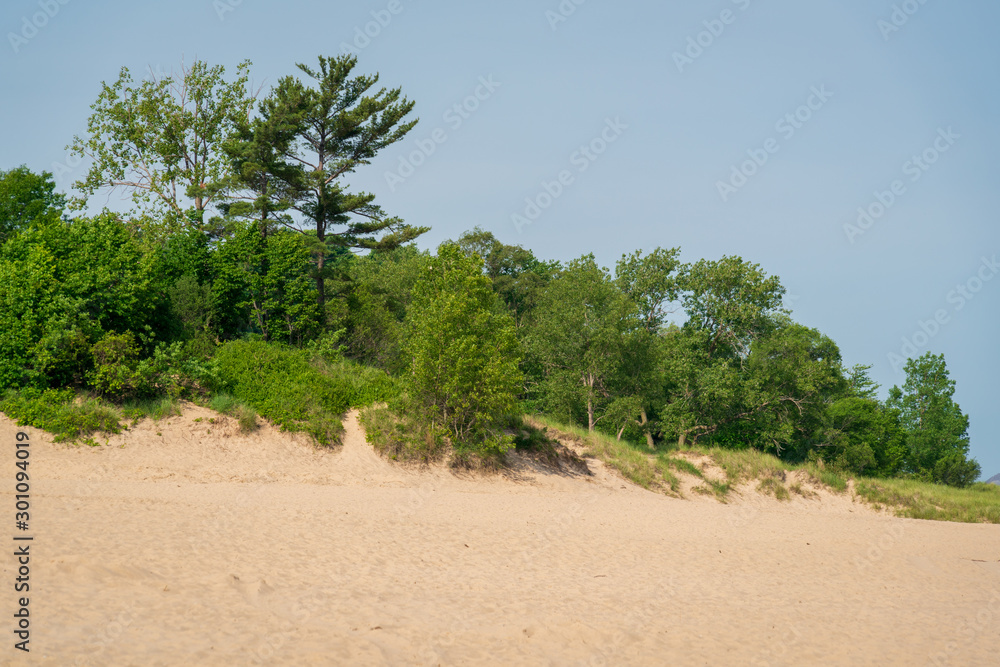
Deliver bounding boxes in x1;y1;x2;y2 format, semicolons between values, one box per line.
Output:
205;393;259;433
121;396;183;423
528;416;686;496
524;416;1000;523
854;477;1000;524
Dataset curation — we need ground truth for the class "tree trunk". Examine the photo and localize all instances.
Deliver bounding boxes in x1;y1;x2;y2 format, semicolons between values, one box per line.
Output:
586;374;595;432
640;408;654;449
678;431;686;448
316;225;326;324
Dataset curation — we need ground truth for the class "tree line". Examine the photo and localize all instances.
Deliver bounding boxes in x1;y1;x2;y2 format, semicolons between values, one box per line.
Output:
0;55;981;485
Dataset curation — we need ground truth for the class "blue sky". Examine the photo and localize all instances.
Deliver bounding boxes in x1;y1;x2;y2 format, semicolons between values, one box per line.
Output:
3;0;998;477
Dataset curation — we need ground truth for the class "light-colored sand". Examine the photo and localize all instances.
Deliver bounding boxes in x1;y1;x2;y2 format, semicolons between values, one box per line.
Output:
1;406;998;666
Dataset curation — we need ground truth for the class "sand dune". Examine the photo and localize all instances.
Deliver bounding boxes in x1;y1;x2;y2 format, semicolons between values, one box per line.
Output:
1;406;998;666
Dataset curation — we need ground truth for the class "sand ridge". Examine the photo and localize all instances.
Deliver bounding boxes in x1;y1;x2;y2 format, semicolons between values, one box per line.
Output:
1;406;998;666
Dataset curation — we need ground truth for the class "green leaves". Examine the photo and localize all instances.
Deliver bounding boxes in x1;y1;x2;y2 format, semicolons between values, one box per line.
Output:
0;166;65;245
0;214;167;391
69;60;254;225
680;255;787;359
526;254;634;431
615;247;682;332
404;244;523;457
888;352;979;486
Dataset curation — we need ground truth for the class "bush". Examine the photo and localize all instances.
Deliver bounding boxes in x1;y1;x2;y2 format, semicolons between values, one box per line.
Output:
0;214;171;391
211;340;397;445
932;451;981;489
88;332;152;401
403;244;523;461
120;397;182;423
359;404;446;463
0;388;122;443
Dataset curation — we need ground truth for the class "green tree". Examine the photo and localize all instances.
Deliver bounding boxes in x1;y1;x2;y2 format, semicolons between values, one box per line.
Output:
211;223;322;345
404;244;522;458
659;321;846;457
739;322;846;458
527;255;631;431
609;247;683;446
453;227;560;328
0;214;167;390
887;352;979;487
0;166;65;244
616;247;682;333
68;60;254;229
658;256;789;448
820;397;907;476
341;245;430;370
680;255;787;360
242;55;426;317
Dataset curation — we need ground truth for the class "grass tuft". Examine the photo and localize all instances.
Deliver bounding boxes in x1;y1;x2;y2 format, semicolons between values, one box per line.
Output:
121;397;182;423
661;456;703;479
804;464;848;493
757;475;790;501
359;404;446;464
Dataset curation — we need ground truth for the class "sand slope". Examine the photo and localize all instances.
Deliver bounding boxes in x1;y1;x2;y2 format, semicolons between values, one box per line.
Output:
1;406;998;666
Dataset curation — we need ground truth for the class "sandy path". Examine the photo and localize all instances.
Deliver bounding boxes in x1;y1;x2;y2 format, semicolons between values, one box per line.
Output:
1;408;998;666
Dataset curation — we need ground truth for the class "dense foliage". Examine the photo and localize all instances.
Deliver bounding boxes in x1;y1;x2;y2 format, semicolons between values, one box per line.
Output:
0;56;983;484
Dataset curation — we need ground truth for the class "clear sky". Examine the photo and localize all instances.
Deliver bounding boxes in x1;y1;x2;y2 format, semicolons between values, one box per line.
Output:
3;0;998;477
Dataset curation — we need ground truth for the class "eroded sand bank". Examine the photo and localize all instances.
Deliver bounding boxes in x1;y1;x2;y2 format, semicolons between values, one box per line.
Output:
1;407;997;666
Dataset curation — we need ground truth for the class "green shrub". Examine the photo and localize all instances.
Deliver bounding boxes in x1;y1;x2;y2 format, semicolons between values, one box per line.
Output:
88;332;152;401
359;404;446;463
399;244;523;462
0;388;122;443
211;340;397;445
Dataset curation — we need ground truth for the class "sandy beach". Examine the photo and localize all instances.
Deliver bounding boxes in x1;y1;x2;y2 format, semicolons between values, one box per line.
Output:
1;406;997;666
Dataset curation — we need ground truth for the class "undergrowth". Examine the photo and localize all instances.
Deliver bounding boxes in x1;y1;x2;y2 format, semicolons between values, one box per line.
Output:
211;340;399;445
0;388;121;443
